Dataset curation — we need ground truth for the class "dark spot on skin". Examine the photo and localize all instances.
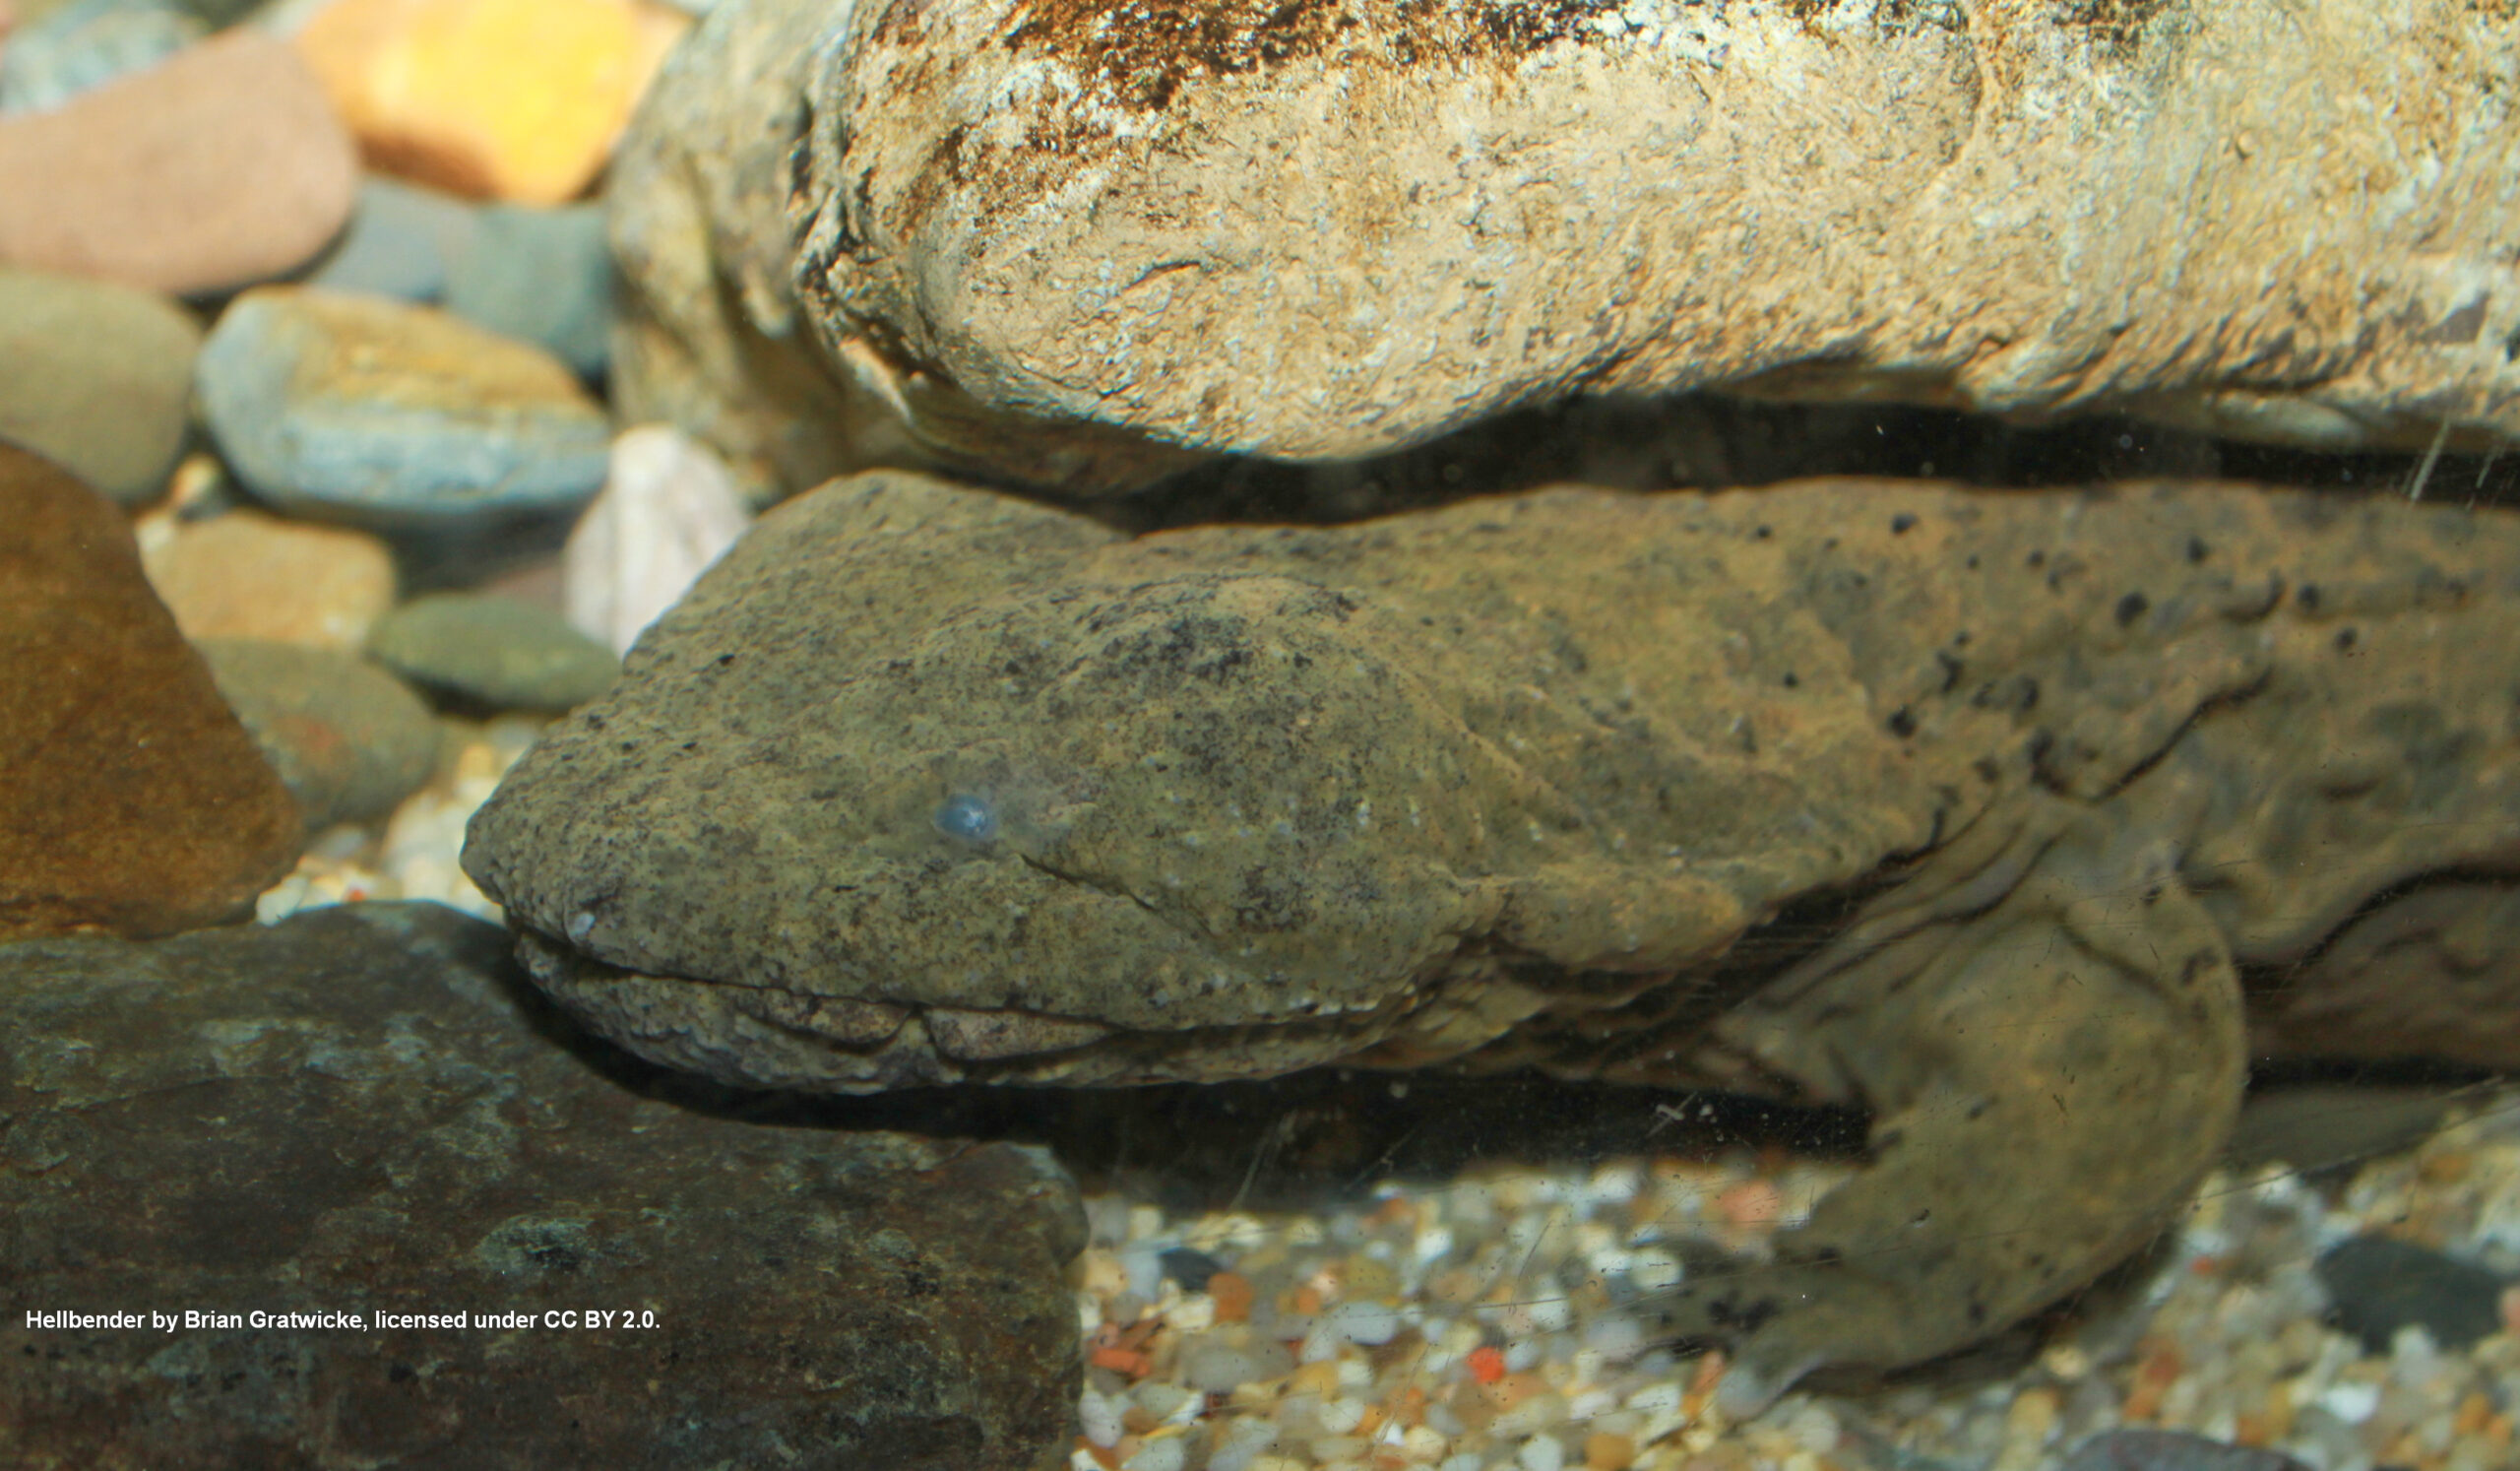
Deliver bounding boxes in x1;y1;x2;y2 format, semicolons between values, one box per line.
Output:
1234;865;1315;930
1706;1295;1783;1333
1886;707;1918;738
2142;882;2164;905
716;653;738;667
389;1363;415;1384
1973;756;2000;783
1753;525;1773;541
2026;549;2046;568
1933;650;1964;691
1890;513;1918;535
2114;591;2149;625
2335;626;2360;652
2186;537;2210;563
1781;672;1799;688
2298;583;2322;612
1965;553;1981;570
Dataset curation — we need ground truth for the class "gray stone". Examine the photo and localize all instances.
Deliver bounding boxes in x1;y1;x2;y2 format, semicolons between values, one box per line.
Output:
0;901;1085;1469
444;200;613;379
366;591;619;711
301;175;481;303
195;287;610;528
0;265;200;505
0;0;204;116
197;638;442;831
2314;1235;2513;1353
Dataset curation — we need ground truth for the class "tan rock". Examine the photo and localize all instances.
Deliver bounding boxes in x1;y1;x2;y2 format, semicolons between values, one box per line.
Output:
605;0;1206;500
0;444;300;941
620;0;2520;491
296;0;688;204
141;507;399;651
0;30;357;295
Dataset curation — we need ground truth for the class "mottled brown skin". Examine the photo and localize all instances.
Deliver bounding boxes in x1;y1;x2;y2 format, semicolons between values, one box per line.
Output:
465;472;2520;1400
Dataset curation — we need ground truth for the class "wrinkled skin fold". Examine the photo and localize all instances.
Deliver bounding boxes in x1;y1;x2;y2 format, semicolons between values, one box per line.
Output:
466;473;2520;1395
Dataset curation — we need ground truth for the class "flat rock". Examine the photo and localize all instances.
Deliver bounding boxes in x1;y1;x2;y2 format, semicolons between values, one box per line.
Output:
367;591;621;711
196;287;611;527
0;29;355;294
139;506;399;649
2314;1235;2512;1353
0;901;1083;1469
621;0;2520;493
0;444;300;940
198;639;443;832
0;265;200;506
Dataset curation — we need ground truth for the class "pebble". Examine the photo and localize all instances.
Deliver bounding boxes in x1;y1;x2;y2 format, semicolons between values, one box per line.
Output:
301;174;481;302
0;29;356;294
0;442;299;941
365;591;619;711
443;200;613;377
294;0;687;204
2314;1235;2512;1353
194;286;610;528
0;0;202;115
0;265;199;505
138;506;398;650
564;424;750;655
196;638;442;833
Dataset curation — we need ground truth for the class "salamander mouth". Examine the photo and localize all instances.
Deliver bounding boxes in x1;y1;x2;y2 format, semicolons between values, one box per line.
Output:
508;928;1569;1095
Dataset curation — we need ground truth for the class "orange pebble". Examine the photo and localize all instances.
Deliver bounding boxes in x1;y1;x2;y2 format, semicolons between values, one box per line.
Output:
1716;1181;1783;1230
1467;1346;1507;1384
1088;1346;1151;1377
2456;1392;2494;1437
1289;1361;1344;1396
1292;1285;1324;1316
1585;1431;1638;1470
1209;1271;1255;1322
1482;1371;1547;1411
1077;1437;1122;1471
2501;1285;2520;1337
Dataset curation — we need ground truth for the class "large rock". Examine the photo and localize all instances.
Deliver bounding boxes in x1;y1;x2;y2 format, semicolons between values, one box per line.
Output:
0;901;1083;1470
617;0;2520;494
0;443;300;941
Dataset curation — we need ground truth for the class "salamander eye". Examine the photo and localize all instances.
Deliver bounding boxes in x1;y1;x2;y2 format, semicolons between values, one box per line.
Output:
934;794;998;843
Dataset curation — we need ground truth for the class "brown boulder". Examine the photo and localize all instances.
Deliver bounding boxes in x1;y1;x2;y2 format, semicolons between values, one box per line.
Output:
0;443;299;940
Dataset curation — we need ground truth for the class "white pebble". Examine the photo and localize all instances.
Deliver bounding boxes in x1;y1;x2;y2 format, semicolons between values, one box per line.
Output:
1078;1386;1125;1447
564;425;750;656
1517;1432;1566;1471
2316;1380;2380;1424
1316;1396;1367;1435
1504;1338;1544;1372
1526;1295;1573;1333
1207;1418;1280;1471
1122;1437;1187;1471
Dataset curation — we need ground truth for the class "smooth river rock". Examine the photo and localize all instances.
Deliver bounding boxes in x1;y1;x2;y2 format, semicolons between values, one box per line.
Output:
0;443;301;941
0;265;200;506
0;29;356;295
195;287;611;528
616;0;2520;494
0;902;1084;1470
